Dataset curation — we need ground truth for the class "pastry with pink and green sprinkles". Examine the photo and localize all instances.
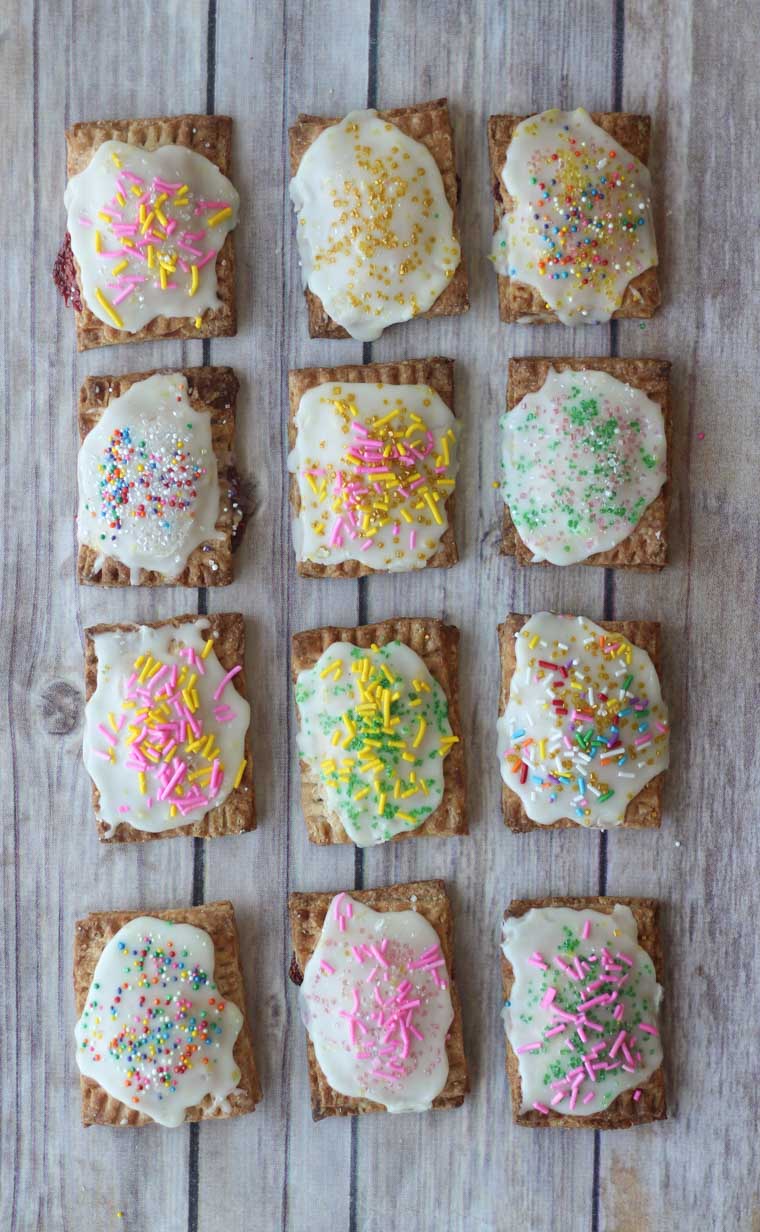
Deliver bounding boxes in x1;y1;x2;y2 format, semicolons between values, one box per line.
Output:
74;901;261;1126
501;358;670;569
488;108;661;323
58;114;239;350
83;613;254;842
291;619;466;846
501;897;666;1127
288;880;468;1118
498;613;669;831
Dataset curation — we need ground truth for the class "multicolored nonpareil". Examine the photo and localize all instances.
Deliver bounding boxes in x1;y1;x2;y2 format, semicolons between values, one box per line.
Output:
295;640;459;846
500;366;666;565
83;619;249;835
288;381;459;571
64;140;239;332
75;917;244;1127
78;373;223;582
501;904;663;1118
490;107;657;323
290;109;460;340
299;894;454;1112
497;613;669;828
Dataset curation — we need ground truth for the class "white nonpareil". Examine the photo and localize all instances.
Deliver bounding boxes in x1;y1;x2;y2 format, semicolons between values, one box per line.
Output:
83;619;249;835
490;107;657;324
75;917;244;1127
502;905;663;1115
287;381;459;570
496;613;669;827
295;640;454;847
300;894;454;1112
65;140;239;331
290;109;460;341
500;366;666;565
78;373;223;583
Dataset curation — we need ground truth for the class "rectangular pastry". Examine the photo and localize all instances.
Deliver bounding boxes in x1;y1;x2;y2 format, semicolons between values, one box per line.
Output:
83;612;254;842
78;367;243;586
288;357;459;576
500;358;670;570
488;108;660;323
288;880;468;1120
291;618;466;846
498;613;669;831
289;99;468;339
501;896;666;1128
74;900;261;1126
58;114;238;350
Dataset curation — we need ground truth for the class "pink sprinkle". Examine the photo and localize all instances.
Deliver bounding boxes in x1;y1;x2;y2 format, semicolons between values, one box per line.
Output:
609;1030;627;1059
517;1042;542;1054
118;805;130;814
544;1025;566;1039
196;249;216;270
532;1102;550;1115
613;1004;625;1021
212;664;242;701
581;919;591;940
122;171;144;185
78;215;92;227
92;749;111;762
97;723;117;747
528;956;548;971
633;1089;642;1102
540;987;557;1009
638;1023;659;1036
338;916;346;932
409;530;416;550
583;1091;596;1105
551;1091;566;1106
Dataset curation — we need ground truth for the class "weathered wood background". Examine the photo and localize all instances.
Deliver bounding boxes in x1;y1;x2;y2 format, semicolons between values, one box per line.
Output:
1;1;758;1229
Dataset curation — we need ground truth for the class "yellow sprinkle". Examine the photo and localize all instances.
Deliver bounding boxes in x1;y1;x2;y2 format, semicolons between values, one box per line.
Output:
320;659;341;679
93;229;103;254
395;811;415;824
155;207;168;226
159;265;168;290
189;264;199;296
137;656;154;685
115;191;126;208
107;712;119;733
412;717;427;749
111;152;122;168
331;729;341;746
528;634;540;649
418;778;428;796
201;638;214;660
97;211;114;224
176;184;190;196
95;288;123;329
233;759;247;789
194;316;203;329
170;805;178;818
354;786;371;801
147;244;155;268
130;184;142;197
148;659;164;679
112;257;128;275
138;772;146;795
377;792;387;814
141;210;156;235
207;205;233;228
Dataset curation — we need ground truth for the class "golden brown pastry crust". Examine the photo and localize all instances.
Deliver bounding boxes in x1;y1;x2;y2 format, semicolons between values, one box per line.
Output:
64;114;236;350
83;612;254;842
501;357;671;570
77;366;240;587
501;896;666;1128
288;880;468;1120
288;99;469;337
487;112;661;323
498;616;664;831
74;900;261;1126
291;618;466;844
288;357;458;577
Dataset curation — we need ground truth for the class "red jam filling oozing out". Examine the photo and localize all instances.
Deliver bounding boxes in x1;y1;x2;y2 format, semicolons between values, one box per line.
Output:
53;232;82;311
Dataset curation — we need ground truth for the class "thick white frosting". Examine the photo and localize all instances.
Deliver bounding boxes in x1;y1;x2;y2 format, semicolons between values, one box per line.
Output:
300;894;453;1112
75;917;244;1127
64;140;238;332
289;109;460;340
490;107;657;323
497;613;669;827
500;366;666;565
295;640;457;847
287;380;459;570
502;904;663;1116
78;373;222;582
83;619;249;835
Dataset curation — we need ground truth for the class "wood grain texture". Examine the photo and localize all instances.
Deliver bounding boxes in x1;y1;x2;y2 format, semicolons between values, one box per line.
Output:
1;2;758;1231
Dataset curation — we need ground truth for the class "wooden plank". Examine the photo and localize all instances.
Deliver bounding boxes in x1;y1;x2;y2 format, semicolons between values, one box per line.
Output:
199;2;370;1231
597;3;760;1230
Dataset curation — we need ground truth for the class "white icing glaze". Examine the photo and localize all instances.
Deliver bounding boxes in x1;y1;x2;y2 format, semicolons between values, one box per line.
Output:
295;640;458;847
83;619;249;834
300;894;453;1113
501;904;663;1116
64;140;238;332
287;381;459;570
289;109;460;341
497;613;669;828
77;373;222;583
75;916;244;1127
500;366;666;565
490;107;657;324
